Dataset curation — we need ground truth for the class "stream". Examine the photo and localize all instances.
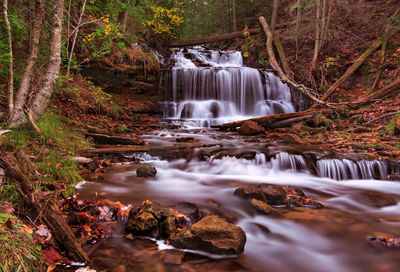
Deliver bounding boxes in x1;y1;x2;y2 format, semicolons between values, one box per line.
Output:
78;47;400;272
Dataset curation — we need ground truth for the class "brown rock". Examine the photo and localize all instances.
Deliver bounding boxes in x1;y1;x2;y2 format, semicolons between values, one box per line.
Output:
234;183;287;205
170;215;246;255
162;250;185;265
361;191;397;207
137;165;157;178
238;121;265;135
251;199;273;215
126;211;159;237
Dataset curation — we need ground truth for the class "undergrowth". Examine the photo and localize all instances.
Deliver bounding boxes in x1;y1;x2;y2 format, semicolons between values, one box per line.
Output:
0;212;44;272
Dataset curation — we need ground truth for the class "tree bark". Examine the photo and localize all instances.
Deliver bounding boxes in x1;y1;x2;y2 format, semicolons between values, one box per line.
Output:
67;0;87;76
3;0;14;119
273;33;293;79
295;0;301;60
271;0;279;35
28;0;64;122
232;0;237;32
121;0;130;33
309;0;321;81
9;0;44;128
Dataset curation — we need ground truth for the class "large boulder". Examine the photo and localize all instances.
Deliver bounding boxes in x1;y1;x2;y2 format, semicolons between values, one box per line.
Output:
234;183;287;205
136;165;157;178
170;215;246;255
238;121;265;135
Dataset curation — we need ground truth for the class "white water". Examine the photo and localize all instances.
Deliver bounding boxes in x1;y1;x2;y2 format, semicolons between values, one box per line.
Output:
161;47;295;127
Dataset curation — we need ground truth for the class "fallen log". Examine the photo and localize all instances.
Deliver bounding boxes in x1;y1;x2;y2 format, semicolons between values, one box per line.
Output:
0;152;89;263
356;77;400;105
214;110;320;130
168;21;295;47
80;146;151;155
318;37;384;102
85;132;144;145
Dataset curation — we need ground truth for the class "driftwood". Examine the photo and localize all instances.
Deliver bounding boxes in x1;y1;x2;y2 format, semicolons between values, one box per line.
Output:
0;152;89;262
85;133;144;145
80;146;150;155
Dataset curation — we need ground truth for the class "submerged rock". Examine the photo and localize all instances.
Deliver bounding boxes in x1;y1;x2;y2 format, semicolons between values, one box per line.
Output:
170;215;246;255
361;191;397;207
234;183;287;205
238;120;265;135
136;165;157;178
251;198;274;215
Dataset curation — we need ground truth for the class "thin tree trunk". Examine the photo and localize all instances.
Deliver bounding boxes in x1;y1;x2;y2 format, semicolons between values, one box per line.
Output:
67;0;87;76
28;0;64;122
259;16;326;107
295;0;301;60
371;31;388;90
274;33;293;78
232;0;237;32
121;0;129;33
3;0;14;119
309;0;321;81
271;0;279;35
9;0;44;128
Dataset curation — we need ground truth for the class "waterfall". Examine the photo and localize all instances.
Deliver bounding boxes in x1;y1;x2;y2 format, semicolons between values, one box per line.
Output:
161;46;295;127
316;159;387;180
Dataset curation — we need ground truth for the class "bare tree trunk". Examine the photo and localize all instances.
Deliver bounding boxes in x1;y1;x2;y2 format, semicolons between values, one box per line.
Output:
3;0;14;119
9;0;44;128
121;0;129;33
271;0;279;35
259;16;326;106
295;0;301;60
28;0;64;121
232;0;237;32
309;0;321;82
67;0;87;76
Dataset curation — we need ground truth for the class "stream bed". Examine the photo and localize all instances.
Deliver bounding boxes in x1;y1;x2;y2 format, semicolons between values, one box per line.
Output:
78;47;400;272
78;128;400;272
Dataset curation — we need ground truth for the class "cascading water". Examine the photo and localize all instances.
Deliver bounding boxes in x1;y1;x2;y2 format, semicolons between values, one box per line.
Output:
161;46;295;127
316;159;388;180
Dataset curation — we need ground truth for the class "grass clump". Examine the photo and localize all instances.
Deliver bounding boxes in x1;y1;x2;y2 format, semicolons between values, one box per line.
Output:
0;212;44;272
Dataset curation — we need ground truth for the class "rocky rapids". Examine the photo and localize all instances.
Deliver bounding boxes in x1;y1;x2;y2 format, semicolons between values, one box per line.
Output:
76;47;400;272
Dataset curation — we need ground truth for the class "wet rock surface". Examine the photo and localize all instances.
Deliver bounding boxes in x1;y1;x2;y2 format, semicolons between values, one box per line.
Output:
234;183;287;205
136;165;157;178
238;120;265;135
170;215;246;255
126;200;180;238
361;191;397;207
250;198;274;215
